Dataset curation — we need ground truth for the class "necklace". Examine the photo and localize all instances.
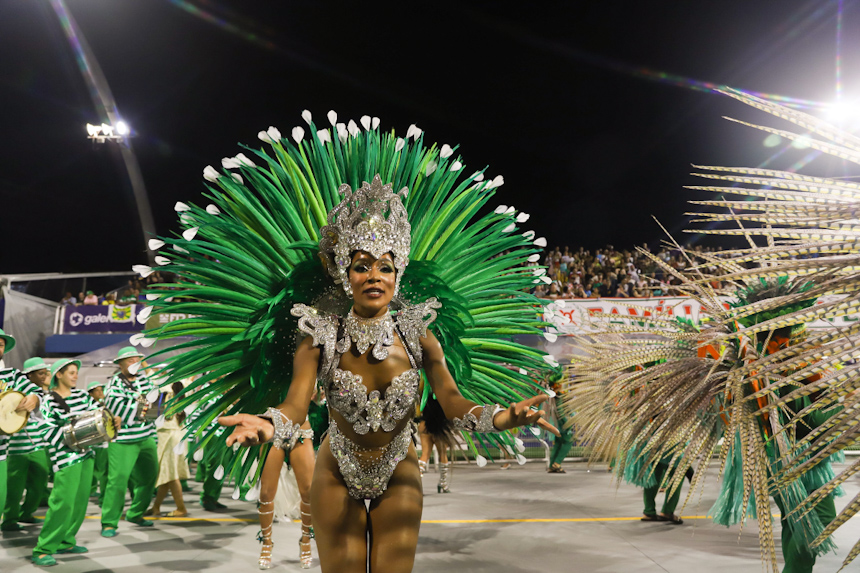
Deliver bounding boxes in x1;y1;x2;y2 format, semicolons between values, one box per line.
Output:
338;308;395;360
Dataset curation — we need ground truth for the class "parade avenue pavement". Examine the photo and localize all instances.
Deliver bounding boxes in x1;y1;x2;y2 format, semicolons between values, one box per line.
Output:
1;461;858;572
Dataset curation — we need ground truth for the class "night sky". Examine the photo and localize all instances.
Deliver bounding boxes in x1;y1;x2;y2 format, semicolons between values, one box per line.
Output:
2;0;858;274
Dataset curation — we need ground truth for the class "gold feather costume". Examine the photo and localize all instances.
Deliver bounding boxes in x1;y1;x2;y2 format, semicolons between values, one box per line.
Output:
563;89;860;572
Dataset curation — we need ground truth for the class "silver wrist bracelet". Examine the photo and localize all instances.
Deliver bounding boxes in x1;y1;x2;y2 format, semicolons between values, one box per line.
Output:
262;407;302;450
452;404;505;433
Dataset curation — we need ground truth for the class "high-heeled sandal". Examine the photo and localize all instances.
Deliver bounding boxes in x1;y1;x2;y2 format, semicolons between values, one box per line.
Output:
418;459;428;476
258;501;275;570
299;501;313;569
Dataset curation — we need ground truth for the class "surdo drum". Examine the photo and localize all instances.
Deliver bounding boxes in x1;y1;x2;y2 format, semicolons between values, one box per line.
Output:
62;408;117;450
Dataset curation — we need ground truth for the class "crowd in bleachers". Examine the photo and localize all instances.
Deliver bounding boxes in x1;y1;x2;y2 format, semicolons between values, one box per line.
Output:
532;244;726;299
59;272;171;306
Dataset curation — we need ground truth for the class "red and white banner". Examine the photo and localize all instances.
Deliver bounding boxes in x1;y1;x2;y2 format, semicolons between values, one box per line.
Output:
541;295;855;335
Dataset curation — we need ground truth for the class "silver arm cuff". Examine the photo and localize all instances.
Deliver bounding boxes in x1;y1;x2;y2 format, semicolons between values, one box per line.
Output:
262;407;302;450
452;404;505;433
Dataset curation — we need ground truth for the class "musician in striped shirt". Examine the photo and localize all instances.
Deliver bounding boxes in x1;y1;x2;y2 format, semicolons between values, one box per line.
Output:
0;329;41;535
32;359;121;567
185;391;228;511
2;357;51;531
99;346;158;537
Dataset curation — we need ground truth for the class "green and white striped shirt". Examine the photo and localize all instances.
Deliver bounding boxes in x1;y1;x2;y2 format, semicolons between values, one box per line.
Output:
41;389;99;472
8;388;47;455
185;394;226;439
104;372;157;443
0;367;42;462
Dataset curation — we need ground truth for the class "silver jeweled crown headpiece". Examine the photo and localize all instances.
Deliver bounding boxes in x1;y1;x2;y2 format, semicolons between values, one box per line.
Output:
318;174;411;296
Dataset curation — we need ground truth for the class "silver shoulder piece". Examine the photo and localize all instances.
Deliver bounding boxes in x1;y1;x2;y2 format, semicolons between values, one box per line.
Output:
291;303;339;348
452;404;504;433
395;298;442;369
291;303;340;381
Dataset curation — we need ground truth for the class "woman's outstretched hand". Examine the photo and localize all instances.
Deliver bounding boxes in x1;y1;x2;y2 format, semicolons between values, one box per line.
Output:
219;413;274;447
493;395;561;437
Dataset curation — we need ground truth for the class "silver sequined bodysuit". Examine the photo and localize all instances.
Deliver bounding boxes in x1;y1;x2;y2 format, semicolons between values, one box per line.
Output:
291;299;441;500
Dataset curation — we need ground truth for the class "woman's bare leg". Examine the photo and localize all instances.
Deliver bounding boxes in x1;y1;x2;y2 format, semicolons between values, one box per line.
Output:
258;446;285;569
148;484;169;515
437;441;448;464
418;423;431;476
311;437;369;573
290;421;315;567
166;480;187;515
368;445;423;573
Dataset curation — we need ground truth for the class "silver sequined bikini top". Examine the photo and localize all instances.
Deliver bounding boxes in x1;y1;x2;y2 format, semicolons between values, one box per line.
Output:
290;299;441;435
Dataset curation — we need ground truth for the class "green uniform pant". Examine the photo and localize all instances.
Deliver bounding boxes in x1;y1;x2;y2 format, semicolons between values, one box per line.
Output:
3;450;49;525
199;450;226;503
33;457;94;556
549;411;574;466
643;461;682;517
0;459;7;520
101;438;157;528
90;448;109;502
773;492;837;573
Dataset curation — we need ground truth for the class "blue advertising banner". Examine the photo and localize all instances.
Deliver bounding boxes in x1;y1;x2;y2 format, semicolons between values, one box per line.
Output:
62;304;145;334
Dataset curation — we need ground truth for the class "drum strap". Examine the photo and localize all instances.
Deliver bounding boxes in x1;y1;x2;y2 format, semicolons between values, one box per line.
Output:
119;374;143;394
50;391;72;414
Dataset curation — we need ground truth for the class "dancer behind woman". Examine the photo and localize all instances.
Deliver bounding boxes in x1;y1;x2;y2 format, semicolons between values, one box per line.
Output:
417;396;457;493
147;381;190;517
258;391;327;569
257;419;314;569
32;359;121;567
140;114;560;573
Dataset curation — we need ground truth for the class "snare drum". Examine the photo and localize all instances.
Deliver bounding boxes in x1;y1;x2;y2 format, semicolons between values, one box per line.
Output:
0;390;29;435
62;408;116;451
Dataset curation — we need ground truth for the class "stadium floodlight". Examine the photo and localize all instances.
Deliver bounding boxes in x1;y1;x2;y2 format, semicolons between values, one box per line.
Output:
825;101;859;124
87;121;133;143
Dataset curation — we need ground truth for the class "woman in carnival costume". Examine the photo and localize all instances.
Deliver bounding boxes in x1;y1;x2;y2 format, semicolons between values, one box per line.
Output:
32;359;122;567
564;89;860;573
137;112;560;572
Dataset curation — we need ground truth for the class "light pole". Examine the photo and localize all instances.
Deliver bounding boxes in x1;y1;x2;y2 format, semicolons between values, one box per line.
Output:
50;0;156;264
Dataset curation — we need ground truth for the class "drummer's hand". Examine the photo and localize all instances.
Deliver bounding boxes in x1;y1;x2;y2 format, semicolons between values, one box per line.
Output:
492;395;561;437
17;395;39;413
113;416;123;430
219;414;274;447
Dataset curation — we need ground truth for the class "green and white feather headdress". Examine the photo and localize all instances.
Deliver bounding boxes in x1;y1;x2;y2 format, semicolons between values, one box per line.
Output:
133;110;559;486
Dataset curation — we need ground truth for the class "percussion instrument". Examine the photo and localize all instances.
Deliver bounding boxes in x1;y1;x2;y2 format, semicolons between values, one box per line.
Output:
134;390;167;422
0;390;29;435
62;408;116;450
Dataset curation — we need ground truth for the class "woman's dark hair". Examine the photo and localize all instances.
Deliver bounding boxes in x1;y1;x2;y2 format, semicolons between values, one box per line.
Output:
422;395;456;446
171;381;187;424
